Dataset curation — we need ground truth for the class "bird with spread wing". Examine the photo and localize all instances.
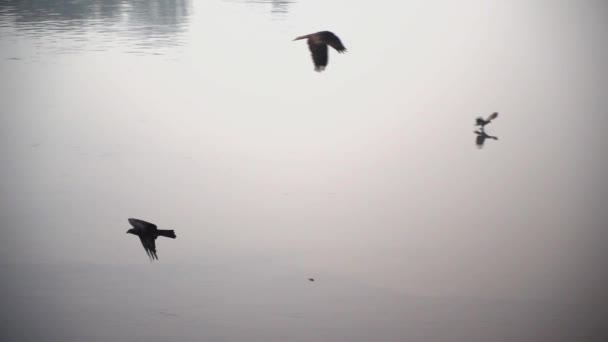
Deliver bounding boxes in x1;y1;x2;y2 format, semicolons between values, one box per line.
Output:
475;112;499;129
126;218;176;261
294;31;347;72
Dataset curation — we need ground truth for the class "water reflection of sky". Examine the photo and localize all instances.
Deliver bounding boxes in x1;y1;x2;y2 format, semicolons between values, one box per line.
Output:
0;0;193;57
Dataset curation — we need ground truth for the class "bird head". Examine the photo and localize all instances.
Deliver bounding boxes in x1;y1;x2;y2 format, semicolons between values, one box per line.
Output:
126;228;136;235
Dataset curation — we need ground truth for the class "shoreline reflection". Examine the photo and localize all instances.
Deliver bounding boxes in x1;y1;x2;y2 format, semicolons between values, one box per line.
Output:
0;0;192;55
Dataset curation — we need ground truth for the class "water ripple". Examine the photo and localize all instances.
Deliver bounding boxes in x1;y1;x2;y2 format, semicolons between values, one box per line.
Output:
222;0;294;19
0;0;192;58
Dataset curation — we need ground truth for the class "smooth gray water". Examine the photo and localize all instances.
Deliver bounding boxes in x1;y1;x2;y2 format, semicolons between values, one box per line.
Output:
1;0;607;341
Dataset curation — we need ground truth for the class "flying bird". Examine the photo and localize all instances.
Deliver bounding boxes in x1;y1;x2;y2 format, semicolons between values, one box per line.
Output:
126;218;176;261
475;112;499;129
308;278;315;282
293;31;346;72
474;130;498;148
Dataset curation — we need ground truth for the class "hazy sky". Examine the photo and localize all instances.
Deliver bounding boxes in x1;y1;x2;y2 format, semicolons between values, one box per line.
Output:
1;0;607;340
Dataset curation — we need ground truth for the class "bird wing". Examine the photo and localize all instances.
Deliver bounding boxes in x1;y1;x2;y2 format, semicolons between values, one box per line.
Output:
308;41;328;72
138;235;158;261
326;34;346;53
128;218;157;230
486;112;498;122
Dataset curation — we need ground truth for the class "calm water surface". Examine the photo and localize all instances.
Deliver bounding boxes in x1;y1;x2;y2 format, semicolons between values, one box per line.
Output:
1;1;607;341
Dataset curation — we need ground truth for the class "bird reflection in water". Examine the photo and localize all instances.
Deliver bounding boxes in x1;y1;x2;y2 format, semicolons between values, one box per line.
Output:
474;129;498;149
473;112;499;149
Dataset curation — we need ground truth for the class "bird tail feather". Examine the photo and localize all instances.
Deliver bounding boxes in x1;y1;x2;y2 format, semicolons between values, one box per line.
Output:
158;229;176;239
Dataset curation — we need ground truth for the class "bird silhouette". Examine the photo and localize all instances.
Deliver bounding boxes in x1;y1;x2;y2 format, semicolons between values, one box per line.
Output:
293;31;346;72
126;218;176;261
475;112;498;129
474;129;498;149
